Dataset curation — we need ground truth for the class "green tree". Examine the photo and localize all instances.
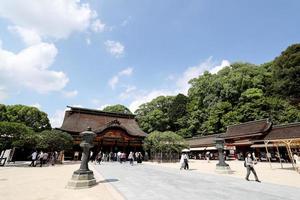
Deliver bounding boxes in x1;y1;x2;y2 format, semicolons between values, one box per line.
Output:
143;131;187;161
102;104;132;114
5;105;51;131
135;96;174;133
169;94;188;131
36;130;73;151
271;44;300;100
0;122;33;151
0;104;7;121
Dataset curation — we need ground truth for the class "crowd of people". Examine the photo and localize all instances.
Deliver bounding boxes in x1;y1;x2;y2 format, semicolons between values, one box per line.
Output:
91;151;144;165
29;150;59;167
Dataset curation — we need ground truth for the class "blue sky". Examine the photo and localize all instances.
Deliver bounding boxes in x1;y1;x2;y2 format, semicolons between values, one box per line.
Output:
0;0;299;127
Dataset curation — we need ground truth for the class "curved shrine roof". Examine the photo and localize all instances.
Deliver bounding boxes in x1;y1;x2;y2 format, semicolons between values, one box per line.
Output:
59;106;147;137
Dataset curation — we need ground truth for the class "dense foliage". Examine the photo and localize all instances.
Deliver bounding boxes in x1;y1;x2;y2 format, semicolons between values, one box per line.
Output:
0;104;51;131
102;104;132;114
0;121;33;150
136;44;300;137
0;105;72;152
143;131;187;154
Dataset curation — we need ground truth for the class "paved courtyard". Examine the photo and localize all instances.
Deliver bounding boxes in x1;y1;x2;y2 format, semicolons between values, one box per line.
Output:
94;162;300;200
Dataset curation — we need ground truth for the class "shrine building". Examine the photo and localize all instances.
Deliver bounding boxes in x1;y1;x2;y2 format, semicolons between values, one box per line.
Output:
58;106;147;159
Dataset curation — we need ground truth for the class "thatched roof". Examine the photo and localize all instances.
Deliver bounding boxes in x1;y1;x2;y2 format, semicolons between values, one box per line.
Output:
186;134;223;147
59;106;147;137
224;119;272;139
263;122;300;141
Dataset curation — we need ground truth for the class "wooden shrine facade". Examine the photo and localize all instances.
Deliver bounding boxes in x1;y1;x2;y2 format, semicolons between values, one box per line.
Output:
58;106;147;156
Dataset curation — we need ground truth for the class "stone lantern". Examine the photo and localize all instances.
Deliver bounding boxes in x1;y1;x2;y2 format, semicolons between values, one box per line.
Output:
67;127;97;189
215;137;232;174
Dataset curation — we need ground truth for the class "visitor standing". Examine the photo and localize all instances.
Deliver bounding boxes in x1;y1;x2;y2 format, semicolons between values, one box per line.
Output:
245;152;261;182
43;152;49;165
293;153;299;173
128;152;134;165
96;152;102;164
117;151;121;163
29;150;37;167
38;151;44;167
137;152;143;164
180;153;185;170
205;151;210;163
183;153;189;170
50;152;56;166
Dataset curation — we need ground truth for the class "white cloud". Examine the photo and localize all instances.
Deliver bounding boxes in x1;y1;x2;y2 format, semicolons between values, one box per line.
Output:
0;0;95;39
104;40;125;57
0;86;8;101
108;67;133;89
86;37;91;45
119;85;137;100
176;58;230;95
126;58;230;112
49;109;66;128
209;60;230;74
8;26;41;46
121;16;132;27
0;42;69;93
128;89;175;112
119;68;133;76
30;103;41;109
62;90;78;98
70;104;82;108
109;76;119;89
91;19;105;33
99;104;111;110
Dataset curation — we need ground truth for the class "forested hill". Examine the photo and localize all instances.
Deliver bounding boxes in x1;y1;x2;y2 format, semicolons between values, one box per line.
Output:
135;44;300;138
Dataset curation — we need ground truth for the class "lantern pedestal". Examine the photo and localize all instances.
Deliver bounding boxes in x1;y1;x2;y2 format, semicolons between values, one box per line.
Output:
67;127;97;189
67;170;96;189
215;137;233;174
215;165;233;174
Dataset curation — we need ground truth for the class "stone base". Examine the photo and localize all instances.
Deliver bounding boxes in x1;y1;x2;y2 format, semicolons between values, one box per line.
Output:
215;165;233;174
67;170;97;189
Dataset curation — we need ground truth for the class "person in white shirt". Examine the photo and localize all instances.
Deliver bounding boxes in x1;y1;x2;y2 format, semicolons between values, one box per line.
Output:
38;151;44;167
29;150;37;167
245;152;260;182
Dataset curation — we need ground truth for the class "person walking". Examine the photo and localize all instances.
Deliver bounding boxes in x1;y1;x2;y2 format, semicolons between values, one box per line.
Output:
29;150;37;167
137;152;143;164
128;152;134;165
180;153;185;170
50;152;56;166
293;153;300;173
117;151;121;163
245;152;261;182
43;152;49;165
183;153;189;170
96;152;102;164
205;151;210;163
38;151;44;167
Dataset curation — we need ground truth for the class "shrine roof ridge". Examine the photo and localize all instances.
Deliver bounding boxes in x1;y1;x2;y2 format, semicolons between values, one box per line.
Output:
67;106;136;119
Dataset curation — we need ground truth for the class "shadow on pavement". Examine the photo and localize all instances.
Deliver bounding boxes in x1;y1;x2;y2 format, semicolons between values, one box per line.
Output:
97;178;119;183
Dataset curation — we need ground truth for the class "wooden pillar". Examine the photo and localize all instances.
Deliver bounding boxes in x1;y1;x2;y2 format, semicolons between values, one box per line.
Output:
284;140;296;170
276;143;283;169
264;140;272;169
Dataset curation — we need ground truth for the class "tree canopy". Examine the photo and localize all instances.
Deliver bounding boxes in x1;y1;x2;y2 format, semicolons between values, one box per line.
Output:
0;121;33;151
102;104;132;114
143;131;187;154
135;44;300;137
0;104;51;131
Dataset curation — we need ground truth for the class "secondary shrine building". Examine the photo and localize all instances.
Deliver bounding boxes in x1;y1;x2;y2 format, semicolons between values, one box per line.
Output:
59;106;147;159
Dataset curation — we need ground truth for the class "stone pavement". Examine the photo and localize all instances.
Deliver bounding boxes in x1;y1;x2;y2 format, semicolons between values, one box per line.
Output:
94;162;300;200
146;159;300;188
0;163;123;200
